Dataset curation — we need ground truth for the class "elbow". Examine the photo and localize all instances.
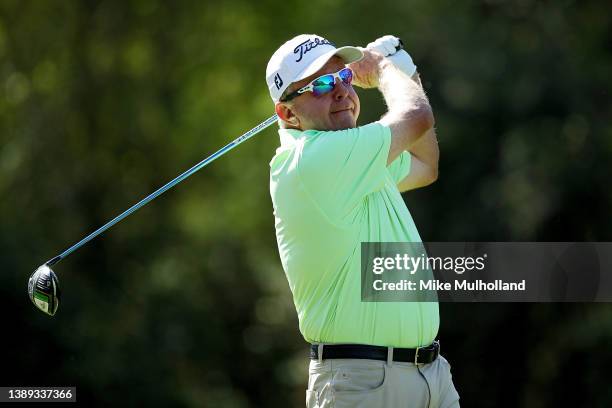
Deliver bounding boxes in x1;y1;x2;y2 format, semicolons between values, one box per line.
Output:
427;167;439;185
419;168;438;188
426;147;440;186
418;164;438;188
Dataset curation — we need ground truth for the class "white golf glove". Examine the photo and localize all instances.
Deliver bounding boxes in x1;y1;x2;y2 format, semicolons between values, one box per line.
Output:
367;35;417;77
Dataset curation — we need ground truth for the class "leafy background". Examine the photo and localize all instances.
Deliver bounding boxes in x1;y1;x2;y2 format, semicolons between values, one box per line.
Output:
1;0;610;406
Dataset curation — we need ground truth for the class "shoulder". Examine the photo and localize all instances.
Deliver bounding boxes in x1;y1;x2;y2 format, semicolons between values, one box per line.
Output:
296;122;392;185
302;122;391;155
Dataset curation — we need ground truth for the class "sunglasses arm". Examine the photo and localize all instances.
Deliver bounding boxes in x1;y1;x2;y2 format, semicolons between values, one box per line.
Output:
296;84;314;95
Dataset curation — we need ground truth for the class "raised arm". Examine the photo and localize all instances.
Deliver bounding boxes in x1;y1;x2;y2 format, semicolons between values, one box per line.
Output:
380;63;435;166
349;49;435;166
396;72;439;192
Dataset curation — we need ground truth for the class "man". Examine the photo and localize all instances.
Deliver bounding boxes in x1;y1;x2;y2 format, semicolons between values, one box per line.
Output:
266;34;459;408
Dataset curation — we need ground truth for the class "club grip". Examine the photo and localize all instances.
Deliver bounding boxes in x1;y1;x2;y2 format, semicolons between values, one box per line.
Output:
395;38;404;52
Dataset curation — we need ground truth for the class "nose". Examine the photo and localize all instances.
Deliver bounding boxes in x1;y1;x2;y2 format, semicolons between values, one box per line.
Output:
332;78;349;101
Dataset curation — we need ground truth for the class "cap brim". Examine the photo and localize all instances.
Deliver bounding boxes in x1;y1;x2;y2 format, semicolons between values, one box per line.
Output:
294;46;363;83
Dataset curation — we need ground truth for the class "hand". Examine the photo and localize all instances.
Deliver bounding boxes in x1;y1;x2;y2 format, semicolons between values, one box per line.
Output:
367;35;417;77
366;35;402;57
348;48;385;89
388;50;417;77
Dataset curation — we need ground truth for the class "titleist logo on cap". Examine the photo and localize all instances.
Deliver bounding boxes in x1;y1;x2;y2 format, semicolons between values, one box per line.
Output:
293;37;335;62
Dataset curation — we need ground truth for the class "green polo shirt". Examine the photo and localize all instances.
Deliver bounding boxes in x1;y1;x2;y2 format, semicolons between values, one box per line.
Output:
269;122;439;348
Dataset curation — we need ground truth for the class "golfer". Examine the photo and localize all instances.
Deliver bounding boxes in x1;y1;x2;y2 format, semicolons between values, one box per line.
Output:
267;34;459;408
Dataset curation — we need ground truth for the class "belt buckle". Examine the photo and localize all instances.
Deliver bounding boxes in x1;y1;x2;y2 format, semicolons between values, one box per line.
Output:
415;341;439;365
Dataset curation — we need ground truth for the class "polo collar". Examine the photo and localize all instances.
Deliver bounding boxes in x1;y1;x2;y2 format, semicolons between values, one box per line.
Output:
279;128;319;147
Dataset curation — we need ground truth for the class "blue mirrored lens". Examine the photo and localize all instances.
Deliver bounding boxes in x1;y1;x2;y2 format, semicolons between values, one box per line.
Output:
312;75;335;96
339;68;353;84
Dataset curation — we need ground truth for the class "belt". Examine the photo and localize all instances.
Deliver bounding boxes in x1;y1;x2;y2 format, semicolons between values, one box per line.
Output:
310;341;440;364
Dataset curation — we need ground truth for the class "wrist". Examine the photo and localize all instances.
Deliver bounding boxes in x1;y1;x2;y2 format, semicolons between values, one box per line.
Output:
378;58;393;71
377;59;398;88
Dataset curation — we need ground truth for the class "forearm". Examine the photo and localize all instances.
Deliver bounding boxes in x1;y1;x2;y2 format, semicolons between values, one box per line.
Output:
405;73;439;170
379;61;432;127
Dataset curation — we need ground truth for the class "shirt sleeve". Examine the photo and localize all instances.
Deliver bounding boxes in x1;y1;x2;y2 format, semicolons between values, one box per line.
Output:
387;151;412;184
297;122;392;222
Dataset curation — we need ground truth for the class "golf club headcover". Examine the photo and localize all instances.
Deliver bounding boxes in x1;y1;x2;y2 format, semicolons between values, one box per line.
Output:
367;35;417;77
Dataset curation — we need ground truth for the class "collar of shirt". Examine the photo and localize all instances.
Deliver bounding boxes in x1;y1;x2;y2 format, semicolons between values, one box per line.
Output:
278;128;319;147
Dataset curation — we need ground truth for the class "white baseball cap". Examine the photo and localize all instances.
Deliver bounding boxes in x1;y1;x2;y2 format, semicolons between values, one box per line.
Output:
266;34;363;103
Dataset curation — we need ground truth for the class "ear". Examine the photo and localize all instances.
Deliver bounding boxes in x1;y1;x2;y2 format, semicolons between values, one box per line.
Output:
275;102;300;128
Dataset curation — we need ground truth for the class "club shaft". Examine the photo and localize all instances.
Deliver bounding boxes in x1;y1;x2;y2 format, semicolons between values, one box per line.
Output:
46;114;279;267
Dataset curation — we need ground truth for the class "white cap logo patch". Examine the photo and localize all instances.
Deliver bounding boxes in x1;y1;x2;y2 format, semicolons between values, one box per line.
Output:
273;73;283;90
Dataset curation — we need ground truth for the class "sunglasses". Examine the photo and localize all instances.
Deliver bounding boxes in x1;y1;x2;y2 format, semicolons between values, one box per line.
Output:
281;67;353;102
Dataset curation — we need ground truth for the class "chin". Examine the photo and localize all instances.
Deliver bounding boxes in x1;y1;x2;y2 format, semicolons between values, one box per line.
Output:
332;111;358;130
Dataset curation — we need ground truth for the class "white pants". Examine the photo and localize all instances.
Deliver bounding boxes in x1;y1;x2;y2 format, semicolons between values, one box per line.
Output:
306;355;460;408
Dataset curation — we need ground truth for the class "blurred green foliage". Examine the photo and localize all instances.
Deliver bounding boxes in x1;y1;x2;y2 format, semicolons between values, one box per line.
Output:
1;0;610;406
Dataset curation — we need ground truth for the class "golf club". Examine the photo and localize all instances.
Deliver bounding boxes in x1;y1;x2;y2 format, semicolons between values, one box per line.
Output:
28;114;279;316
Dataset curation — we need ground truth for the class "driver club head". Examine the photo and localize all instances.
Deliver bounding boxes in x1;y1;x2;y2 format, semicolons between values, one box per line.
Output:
28;265;60;316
